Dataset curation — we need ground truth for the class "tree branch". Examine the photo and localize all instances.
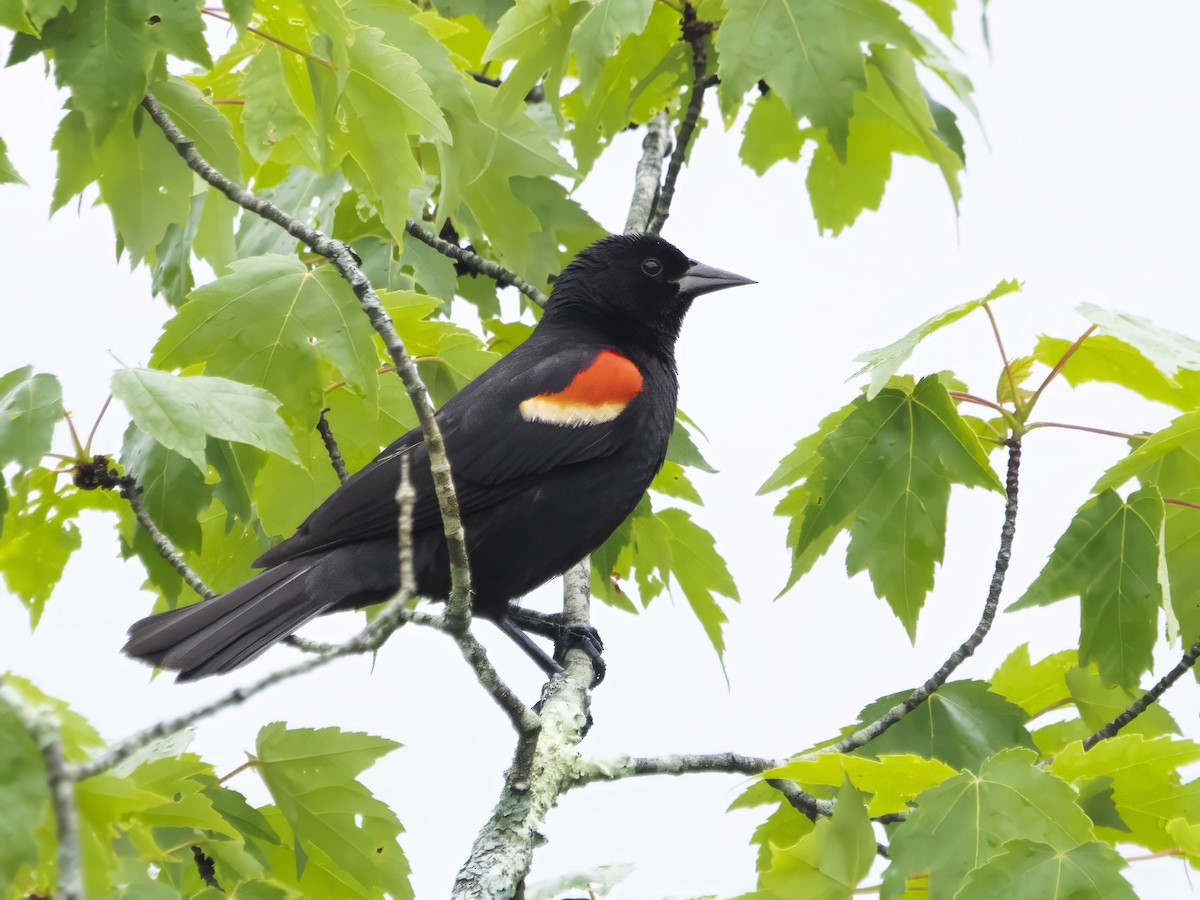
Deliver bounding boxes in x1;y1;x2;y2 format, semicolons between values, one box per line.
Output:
0;680;83;900
139;92;474;624
833;439;1023;755
403;219;548;308
1083;634;1200;750
74;457;217;603
647;5;713;235
624;112;671;233
317;408;349;484
574;750;783;783
453;110;683;898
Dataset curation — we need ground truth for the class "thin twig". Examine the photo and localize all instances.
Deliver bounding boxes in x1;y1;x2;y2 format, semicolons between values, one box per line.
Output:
83;394;112;456
982;303;1021;411
0;681;83;900
317;408;349;483
1024;421;1141;441
140;92;473;625
403;219;548;307
833;440;1022;755
199;7;334;68
946;390;1017;424
574;751;786;787
624;112;671;233
1083;635;1200;750
647;5;712;235
1028;324;1097;408
123;481;217;602
1166;497;1200;511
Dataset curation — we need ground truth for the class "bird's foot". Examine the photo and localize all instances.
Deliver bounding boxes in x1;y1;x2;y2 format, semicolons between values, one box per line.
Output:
505;605;606;686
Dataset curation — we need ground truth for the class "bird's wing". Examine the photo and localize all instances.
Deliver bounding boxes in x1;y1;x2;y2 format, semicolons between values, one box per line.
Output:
255;344;647;565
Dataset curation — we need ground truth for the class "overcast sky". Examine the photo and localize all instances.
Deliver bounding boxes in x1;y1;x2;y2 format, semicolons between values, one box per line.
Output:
3;1;1200;897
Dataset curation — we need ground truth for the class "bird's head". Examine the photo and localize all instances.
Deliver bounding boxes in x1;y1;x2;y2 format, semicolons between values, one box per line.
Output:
543;233;755;350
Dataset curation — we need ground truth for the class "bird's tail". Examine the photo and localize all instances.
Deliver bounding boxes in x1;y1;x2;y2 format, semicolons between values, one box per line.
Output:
123;557;334;682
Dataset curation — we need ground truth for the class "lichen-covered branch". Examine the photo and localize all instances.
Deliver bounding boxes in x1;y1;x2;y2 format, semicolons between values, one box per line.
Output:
624;112;671;233
403;219;548;308
647;5;714;236
140;92;473;623
833;440;1023;755
574;751;787;786
1083;634;1200;750
0;680;83;900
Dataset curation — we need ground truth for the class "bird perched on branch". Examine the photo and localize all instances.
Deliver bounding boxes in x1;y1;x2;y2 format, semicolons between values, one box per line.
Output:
124;233;754;681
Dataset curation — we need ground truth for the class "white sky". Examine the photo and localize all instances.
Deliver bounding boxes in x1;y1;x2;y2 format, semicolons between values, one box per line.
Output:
3;1;1200;897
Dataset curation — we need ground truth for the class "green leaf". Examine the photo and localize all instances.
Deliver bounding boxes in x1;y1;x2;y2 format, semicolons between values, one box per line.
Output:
1097;409;1200;493
0;470;84;626
716;0;917;158
995;355;1035;407
767;753;956;818
909;0;955;37
0;133;24;184
335;27;450;242
1078;302;1200;379
759;399;857;495
666;414;717;474
0;701;48;890
151;256;381;429
197;775;281;846
846;680;1036;771
807;48;964;234
236;168;345;258
0;366;62;469
239;42;323;170
1033;333;1200;411
626;505;739;661
438;81;576;276
1063;665;1178;740
754;781;875;898
253;723;412;896
740;92;810;176
988;644;1075;718
485;0;588;114
111;368;298;473
1132;441;1200;650
1;674;106;762
1051;735;1200;852
207;438;265;528
119;424;212;552
570;0;653;97
92;111;195;264
151;193;204;308
958;839;1135;899
0;0;71;36
1012;486;1164;688
41;0;210;141
562;2;688;177
851;279;1021;400
882;748;1096;900
780;376;1001;636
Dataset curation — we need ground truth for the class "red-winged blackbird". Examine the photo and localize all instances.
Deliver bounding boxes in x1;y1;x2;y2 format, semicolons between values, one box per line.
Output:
124;234;753;681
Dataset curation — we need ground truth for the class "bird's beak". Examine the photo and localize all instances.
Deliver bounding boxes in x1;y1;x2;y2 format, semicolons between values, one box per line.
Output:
673;260;757;297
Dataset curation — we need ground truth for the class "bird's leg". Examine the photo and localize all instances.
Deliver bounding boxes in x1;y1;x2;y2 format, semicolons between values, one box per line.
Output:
495;617;564;678
504;604;606;684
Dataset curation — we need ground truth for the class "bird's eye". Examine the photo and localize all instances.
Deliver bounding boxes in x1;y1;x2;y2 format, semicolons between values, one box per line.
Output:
640;258;664;279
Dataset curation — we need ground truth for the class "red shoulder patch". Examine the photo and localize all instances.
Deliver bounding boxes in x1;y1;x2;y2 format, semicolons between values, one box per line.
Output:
519;350;644;426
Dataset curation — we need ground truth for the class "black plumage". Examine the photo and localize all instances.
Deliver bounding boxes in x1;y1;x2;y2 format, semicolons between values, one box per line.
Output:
124;233;753;680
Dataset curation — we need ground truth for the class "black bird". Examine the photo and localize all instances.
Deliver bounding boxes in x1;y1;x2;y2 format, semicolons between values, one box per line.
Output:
124;233;754;681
